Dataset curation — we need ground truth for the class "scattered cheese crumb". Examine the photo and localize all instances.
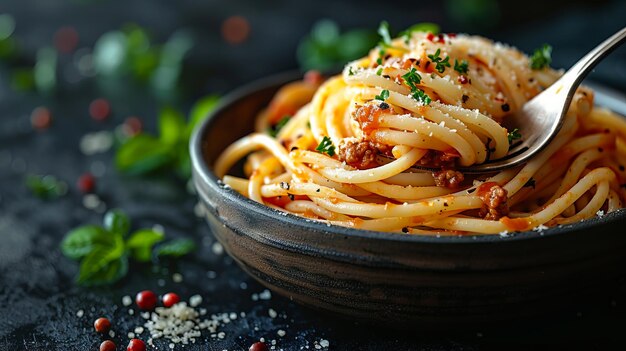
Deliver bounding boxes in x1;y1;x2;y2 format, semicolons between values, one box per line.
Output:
172;273;183;283
189;294;203;307
268;308;278;318
277;330;286;337
76;309;84;318
122;295;132;306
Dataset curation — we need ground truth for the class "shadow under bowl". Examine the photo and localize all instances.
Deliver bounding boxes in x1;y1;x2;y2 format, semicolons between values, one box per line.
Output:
190;71;626;327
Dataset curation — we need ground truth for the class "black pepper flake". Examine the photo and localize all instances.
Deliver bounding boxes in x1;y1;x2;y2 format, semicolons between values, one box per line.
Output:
290;146;299;151
598;147;604;152
401;227;409;233
619;165;625;172
288;194;295;201
443;202;449;207
316;188;321;192
461;94;469;103
379;102;390;110
382;75;391;79
467;188;476;194
501;103;510;112
279;182;290;190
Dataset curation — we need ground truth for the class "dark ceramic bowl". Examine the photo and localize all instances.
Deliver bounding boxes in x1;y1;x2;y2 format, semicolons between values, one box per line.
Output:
191;71;626;327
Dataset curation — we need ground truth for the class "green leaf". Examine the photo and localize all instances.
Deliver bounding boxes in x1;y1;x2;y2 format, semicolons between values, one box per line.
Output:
126;229;165;262
76;235;126;286
400;23;440;43
115;134;173;175
78;254;128;287
187;95;220;133
155;238;196;258
61;225;112;260
159;106;186;145
377;21;392;46
103;209;130;236
530;44;552;70
25;174;68;199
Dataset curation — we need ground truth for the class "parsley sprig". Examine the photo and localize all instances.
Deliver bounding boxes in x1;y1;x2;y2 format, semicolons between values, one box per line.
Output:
115;95;219;178
412;89;432;105
427;48;451;73
377;21;392;47
375;89;390;101
316;136;335;156
530;44;552;70
269;115;291;137
402;68;422;91
508;128;522;144
454;59;469;74
61;209;196;286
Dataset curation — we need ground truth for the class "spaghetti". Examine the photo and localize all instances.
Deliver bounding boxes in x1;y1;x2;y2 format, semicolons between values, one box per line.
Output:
215;30;626;235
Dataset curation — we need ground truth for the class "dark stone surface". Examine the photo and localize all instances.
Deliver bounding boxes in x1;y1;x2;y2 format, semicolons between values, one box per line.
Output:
1;0;626;350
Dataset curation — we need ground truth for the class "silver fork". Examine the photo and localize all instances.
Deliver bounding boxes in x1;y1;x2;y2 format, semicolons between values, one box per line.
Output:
461;26;626;173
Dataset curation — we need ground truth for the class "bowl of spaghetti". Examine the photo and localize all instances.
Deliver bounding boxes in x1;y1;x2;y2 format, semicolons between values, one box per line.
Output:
191;29;626;325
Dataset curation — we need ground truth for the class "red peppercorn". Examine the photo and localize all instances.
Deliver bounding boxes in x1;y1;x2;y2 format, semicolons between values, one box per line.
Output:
304;70;323;86
94;317;111;333
249;341;269;351
135;290;157;310
77;172;96;193
126;339;146;351
458;75;469;84
100;340;116;351
124;117;142;136
89;98;111;121
31;107;52;130
162;292;180;308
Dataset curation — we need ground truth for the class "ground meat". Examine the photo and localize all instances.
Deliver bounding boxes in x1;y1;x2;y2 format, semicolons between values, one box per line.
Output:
433;170;465;189
478;184;509;220
353;104;384;135
337;140;384;169
418;150;458;169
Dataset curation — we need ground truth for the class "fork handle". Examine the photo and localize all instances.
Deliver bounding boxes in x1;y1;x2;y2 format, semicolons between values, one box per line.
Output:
566;27;626;88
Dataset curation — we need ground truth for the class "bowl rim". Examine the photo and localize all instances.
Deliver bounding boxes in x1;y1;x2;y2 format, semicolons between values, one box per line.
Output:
190;70;626;244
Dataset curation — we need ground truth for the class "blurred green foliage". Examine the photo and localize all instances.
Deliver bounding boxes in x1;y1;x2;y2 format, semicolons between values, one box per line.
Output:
297;19;378;71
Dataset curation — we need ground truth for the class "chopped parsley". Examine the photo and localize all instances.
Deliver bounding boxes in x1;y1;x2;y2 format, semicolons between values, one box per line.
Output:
524;178;536;189
454;59;469;74
412;89;431;105
316;136;335;156
377;21;392;47
375;89;390;101
508;128;522;144
530;44;552;70
376;67;383;76
268;115;291;137
348;66;355;76
427;48;451;73
402;67;422;91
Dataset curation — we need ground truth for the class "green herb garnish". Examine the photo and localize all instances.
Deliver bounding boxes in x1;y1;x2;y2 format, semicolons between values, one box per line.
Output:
376;48;386;65
412;89;431;105
377;21;392;47
155;239;197;258
427;48;451;73
115;95;219;178
375;89;390;101
400;23;440;44
402;67;422;91
376;67;383;76
530;44;552;70
508;128;522;144
61;209;196;286
316;136;335;156
269;115;291;137
26;174;68;199
454;59;469;74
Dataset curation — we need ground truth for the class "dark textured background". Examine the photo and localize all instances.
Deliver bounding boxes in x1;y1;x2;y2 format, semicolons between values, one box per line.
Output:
1;0;626;350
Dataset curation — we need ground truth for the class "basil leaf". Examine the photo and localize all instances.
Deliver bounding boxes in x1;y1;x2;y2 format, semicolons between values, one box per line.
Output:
103;209;130;236
61;225;111;260
126;229;165;262
25;174;68;199
76;235;125;285
78;255;128;286
115;134;173;175
155;238;196;258
159;106;186;145
187;95;220;134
